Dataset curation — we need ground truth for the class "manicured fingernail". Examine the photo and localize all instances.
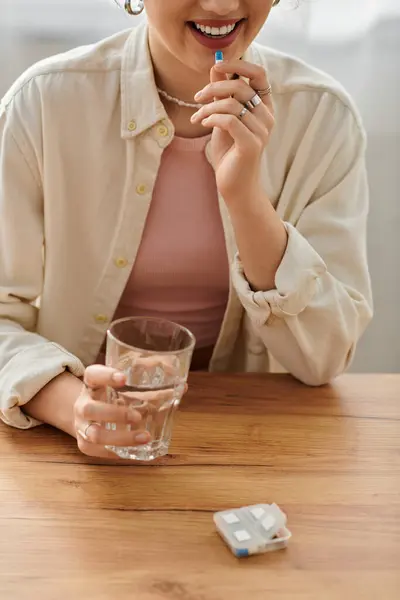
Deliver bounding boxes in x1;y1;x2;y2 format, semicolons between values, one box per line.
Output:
112;372;125;385
135;432;150;444
194;91;203;100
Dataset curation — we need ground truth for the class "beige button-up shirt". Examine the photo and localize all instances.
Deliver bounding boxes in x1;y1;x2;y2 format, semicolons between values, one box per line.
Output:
0;24;373;429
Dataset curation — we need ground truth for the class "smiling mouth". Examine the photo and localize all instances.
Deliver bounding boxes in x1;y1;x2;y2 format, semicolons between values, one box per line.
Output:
188;19;245;39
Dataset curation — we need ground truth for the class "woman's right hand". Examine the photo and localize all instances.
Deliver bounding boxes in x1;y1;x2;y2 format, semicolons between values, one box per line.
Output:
74;364;151;458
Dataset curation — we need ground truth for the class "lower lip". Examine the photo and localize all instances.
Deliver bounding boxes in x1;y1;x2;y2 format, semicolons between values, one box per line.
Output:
188;21;244;50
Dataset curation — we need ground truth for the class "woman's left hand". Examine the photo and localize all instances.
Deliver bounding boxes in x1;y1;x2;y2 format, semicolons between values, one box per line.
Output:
191;59;275;202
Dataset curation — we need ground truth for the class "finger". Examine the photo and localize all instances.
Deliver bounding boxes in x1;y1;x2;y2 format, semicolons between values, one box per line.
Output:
118;386;176;405
210;62;228;85
75;397;142;425
196;78;258;105
114;386;186;421
213;60;273;112
201;113;259;151
84;365;126;392
195;99;269;144
76;433;150;459
77;422;151;447
195;78;273;131
76;436;122;459
116;352;179;376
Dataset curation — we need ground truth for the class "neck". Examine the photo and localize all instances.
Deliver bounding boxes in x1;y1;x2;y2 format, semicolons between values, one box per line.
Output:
148;31;210;113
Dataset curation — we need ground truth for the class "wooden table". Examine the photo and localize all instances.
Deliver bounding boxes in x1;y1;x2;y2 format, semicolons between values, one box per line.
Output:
0;374;399;600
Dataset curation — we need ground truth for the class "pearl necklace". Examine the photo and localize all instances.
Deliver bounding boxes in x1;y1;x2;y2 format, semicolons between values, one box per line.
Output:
157;87;203;109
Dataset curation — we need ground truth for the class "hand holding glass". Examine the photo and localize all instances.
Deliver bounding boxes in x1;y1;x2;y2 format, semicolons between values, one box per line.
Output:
105;317;195;461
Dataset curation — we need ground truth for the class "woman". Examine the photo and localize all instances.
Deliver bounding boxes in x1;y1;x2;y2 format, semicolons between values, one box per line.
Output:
0;0;372;458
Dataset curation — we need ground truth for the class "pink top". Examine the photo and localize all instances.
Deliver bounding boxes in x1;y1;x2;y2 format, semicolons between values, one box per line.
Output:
112;134;230;354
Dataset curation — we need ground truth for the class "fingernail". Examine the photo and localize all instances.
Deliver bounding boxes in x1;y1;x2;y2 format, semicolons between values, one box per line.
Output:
194;91;203;100
112;372;125;385
135;432;150;444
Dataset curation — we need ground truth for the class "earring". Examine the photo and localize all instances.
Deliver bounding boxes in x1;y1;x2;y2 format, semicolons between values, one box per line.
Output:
272;0;281;6
124;0;144;15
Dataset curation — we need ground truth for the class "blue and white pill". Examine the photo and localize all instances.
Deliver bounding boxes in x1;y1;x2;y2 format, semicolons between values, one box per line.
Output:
215;51;224;63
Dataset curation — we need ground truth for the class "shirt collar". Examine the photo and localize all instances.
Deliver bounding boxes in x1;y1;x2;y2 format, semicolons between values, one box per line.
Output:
120;22;168;139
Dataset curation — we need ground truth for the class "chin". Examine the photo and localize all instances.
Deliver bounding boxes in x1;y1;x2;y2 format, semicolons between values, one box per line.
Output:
181;52;214;73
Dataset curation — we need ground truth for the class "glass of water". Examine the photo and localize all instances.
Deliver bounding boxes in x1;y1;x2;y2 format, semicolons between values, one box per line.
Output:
105;317;195;461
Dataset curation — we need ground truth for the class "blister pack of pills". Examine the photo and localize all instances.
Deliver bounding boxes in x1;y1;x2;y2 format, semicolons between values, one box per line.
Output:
213;503;291;558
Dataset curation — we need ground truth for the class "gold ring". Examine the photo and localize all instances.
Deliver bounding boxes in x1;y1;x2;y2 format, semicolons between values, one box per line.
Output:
257;85;272;97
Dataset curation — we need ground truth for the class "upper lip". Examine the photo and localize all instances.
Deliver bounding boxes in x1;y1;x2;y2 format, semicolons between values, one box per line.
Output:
190;19;244;27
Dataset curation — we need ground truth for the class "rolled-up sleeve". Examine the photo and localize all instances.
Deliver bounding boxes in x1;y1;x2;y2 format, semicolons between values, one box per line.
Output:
232;103;373;386
0;94;84;429
233;223;327;324
0;335;84;429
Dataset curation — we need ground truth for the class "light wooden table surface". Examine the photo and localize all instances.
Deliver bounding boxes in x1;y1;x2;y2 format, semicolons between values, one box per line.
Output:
1;374;399;600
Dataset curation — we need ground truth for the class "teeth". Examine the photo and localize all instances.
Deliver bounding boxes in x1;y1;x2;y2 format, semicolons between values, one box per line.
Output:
194;22;237;37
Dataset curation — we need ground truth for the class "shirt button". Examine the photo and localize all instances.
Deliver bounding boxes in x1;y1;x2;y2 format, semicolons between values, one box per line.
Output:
128;120;137;132
136;183;147;195
157;124;169;137
94;314;108;324
114;257;128;268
